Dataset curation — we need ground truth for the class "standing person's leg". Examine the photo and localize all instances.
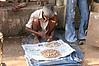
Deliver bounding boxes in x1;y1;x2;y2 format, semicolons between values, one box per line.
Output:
65;0;77;43
77;0;89;41
65;0;84;59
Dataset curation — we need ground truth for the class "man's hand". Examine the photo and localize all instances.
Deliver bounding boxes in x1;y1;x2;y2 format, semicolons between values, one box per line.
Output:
47;36;53;42
37;31;46;38
37;31;53;42
45;35;53;42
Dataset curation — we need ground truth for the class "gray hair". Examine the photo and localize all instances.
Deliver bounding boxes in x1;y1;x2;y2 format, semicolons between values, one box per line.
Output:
42;4;54;17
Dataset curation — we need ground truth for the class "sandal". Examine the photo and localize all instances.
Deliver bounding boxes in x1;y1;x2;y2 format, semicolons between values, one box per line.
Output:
78;39;86;45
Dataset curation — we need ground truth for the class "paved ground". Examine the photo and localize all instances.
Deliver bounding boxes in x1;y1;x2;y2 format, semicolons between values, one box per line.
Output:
0;37;27;66
0;37;99;66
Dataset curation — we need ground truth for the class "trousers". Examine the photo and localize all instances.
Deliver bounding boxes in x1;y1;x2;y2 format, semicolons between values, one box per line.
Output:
65;0;89;42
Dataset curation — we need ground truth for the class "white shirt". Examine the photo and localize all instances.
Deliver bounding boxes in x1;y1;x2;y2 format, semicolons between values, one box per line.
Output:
26;9;57;30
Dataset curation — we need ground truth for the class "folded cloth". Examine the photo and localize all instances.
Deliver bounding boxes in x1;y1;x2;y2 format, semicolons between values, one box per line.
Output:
25;55;81;66
22;40;83;66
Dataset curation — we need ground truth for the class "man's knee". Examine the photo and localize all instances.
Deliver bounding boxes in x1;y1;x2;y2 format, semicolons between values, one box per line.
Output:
32;19;40;31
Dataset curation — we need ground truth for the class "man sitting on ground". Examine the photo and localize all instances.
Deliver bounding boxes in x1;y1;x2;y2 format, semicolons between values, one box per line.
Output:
26;4;57;42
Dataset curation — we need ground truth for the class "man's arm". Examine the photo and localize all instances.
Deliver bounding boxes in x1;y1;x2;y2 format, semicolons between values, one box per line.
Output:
46;15;57;35
26;18;46;38
45;15;57;41
26;27;40;36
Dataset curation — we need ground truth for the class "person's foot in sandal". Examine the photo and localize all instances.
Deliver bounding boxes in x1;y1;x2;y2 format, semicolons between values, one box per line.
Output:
78;39;86;45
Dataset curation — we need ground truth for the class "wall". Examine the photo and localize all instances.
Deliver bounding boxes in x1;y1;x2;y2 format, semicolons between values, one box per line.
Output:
0;5;65;36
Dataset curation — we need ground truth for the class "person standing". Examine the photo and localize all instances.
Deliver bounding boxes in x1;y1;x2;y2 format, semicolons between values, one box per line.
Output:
65;0;89;45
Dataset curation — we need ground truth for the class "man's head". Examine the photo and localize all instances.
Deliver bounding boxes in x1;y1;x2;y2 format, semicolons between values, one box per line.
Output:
42;4;54;19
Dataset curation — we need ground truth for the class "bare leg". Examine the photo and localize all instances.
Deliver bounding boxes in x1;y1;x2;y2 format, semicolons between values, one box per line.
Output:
32;19;41;39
